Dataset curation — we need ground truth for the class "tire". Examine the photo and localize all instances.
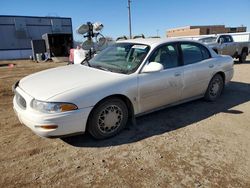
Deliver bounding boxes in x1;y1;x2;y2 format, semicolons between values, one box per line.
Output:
204;74;224;102
239;51;247;63
87;98;128;139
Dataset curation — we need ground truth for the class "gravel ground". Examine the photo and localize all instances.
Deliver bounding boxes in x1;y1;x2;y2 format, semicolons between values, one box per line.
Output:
0;58;250;187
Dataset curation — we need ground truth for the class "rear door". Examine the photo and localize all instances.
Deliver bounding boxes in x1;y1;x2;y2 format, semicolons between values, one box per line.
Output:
179;42;214;100
138;43;183;113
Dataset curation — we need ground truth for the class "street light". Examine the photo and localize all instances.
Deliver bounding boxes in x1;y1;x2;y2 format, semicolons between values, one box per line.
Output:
128;0;132;39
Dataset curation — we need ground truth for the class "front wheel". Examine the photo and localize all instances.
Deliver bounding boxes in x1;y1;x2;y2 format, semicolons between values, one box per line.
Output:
87;98;128;139
204;74;224;102
239;51;247;63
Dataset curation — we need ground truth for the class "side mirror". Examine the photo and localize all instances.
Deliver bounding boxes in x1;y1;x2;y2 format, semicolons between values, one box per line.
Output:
218;38;224;44
141;62;163;73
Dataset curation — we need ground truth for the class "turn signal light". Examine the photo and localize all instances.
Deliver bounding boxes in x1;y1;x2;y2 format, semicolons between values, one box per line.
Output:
60;104;78;112
38;125;58;130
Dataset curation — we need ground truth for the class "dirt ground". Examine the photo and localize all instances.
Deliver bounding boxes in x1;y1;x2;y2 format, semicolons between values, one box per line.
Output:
0;58;250;187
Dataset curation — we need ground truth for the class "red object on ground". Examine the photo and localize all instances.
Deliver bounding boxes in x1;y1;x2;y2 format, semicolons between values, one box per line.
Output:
69;49;74;63
8;64;14;68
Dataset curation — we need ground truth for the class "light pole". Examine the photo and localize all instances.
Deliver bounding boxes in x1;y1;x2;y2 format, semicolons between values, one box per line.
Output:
128;0;132;39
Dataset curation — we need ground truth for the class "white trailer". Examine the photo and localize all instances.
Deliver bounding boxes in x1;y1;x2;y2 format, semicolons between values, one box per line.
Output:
168;32;250;42
230;32;250;42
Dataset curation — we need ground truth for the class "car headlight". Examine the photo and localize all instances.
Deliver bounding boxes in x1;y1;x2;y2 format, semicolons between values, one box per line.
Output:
31;99;78;113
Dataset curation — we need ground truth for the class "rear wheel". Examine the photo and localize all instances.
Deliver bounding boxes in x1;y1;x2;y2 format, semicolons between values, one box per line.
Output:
239;50;247;63
88;98;128;139
204;74;224;102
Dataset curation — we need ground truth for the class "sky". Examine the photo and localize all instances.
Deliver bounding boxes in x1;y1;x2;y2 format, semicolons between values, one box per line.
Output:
1;0;250;41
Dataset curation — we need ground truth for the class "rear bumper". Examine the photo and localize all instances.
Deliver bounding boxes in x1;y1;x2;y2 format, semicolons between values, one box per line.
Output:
13;88;93;138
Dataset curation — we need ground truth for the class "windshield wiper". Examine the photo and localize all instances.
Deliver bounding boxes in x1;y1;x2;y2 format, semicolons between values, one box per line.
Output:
80;58;91;67
93;65;128;74
93;65;113;72
106;63;129;74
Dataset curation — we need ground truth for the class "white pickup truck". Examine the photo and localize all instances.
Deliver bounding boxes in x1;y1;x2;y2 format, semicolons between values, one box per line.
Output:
199;34;250;63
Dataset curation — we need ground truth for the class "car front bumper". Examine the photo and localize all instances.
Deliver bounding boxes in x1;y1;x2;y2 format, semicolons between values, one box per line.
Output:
13;87;93;138
224;68;234;84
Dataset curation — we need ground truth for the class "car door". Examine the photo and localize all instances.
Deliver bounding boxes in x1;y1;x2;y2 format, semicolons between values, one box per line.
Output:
138;43;183;113
180;42;214;100
219;35;235;56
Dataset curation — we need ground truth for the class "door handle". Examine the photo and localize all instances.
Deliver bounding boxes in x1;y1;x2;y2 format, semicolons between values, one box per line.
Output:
209;64;214;68
174;72;181;77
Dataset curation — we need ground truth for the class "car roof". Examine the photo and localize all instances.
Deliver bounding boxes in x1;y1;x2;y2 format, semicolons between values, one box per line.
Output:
116;38;218;57
116;38;204;47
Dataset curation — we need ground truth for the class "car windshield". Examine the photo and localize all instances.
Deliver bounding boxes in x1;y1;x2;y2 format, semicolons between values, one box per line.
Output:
199;37;217;43
88;43;150;74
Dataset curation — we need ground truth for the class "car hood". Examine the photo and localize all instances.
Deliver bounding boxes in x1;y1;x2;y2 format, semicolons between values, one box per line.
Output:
202;42;217;48
19;65;125;101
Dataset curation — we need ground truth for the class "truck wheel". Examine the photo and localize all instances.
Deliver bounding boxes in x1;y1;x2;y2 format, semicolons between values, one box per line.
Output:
204;74;224;102
87;98;128;139
239;51;247;63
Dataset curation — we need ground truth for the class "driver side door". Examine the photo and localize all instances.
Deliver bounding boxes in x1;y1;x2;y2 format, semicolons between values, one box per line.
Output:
219;35;235;56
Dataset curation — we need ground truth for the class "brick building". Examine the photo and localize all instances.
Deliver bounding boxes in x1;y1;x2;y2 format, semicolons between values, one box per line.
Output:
166;25;246;37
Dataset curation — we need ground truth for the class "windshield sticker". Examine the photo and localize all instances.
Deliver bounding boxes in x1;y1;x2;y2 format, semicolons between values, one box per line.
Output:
132;45;148;50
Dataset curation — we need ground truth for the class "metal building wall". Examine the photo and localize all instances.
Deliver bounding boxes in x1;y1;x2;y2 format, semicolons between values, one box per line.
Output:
0;15;73;60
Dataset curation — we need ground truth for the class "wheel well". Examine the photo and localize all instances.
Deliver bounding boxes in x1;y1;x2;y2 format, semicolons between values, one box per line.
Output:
213;48;218;54
86;94;135;128
215;71;225;84
242;47;248;54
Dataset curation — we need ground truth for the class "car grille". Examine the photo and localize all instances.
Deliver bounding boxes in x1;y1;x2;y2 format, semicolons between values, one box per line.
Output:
16;92;26;109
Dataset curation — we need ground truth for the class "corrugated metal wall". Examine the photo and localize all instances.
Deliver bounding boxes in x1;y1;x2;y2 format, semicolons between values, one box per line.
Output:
0;15;72;59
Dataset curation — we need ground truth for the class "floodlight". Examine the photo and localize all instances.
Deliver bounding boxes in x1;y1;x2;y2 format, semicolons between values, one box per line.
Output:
76;24;89;35
81;39;94;50
93;22;104;31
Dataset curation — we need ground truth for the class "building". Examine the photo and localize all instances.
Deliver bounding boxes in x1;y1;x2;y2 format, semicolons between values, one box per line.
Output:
166;25;247;37
0;15;73;60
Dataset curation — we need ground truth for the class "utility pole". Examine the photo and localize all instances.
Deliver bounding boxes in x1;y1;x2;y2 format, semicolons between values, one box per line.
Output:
128;0;132;39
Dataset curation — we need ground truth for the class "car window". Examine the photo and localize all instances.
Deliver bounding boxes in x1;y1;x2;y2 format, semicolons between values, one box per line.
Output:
220;35;233;43
218;36;224;43
200;45;211;59
89;43;150;74
149;44;179;69
181;43;203;65
225;35;233;42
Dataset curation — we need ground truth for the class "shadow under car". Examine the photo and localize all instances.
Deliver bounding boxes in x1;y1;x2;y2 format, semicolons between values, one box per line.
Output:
62;81;250;147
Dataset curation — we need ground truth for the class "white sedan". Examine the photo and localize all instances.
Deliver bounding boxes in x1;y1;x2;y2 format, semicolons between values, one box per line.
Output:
13;38;234;139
